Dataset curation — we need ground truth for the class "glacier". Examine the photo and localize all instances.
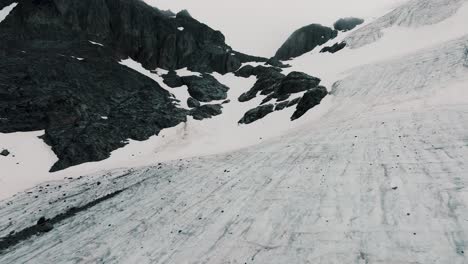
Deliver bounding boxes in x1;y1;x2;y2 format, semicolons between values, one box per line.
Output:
1;0;468;263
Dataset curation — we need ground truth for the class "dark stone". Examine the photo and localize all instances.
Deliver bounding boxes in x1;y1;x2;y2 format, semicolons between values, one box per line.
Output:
0;149;10;156
36;217;53;233
182;74;229;102
275;101;289;111
276;72;321;96
187;97;201;108
239;104;275;124
0;0;264;75
266;57;291;68
190;104;223;120
235;65;282;78
291;86;328;120
0;46;187;171
162;71;184;88
320;42;347;53
333;17;364;32
275;24;338;60
238;69;284;102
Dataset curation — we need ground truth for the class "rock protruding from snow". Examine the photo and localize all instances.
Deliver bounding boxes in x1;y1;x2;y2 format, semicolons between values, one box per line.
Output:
187;97;201;108
238;69;326;123
274;24;338;60
182;74;229;102
190;104;223;120
0;149;10;156
333;17;364;32
291;86;328;120
239;104;275;124
320;42;347;53
345;0;466;48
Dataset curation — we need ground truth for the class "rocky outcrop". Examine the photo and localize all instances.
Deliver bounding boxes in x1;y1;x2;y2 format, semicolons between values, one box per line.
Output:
0;149;10;156
0;0;265;74
190;104;223;120
320;42;347;53
237;68;327;123
274;24;338;60
239;104;275;124
333;17;364;32
0;45;187;171
183;74;229;102
187;97;201;108
291;86;328;120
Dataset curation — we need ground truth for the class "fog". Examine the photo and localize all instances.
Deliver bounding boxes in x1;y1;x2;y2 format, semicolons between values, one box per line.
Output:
145;0;408;57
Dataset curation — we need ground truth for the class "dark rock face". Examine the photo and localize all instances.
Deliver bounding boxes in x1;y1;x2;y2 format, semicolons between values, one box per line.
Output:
0;46;186;171
162;71;184;88
333;17;364;32
183;74;229;102
1;149;10;156
239;70;321;104
320;42;347;53
0;0;269;171
237;68;327;123
239;104;275;124
187;97;201;108
274;24;338;60
291;86;328;120
190;104;223;120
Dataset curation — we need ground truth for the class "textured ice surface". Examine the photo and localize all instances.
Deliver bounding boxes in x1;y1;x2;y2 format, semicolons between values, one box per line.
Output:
1;33;468;263
345;0;467;48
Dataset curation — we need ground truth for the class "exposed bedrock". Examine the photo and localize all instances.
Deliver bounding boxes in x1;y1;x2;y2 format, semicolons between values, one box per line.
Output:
239;104;275;124
333;17;364;32
0;46;187;171
274;24;338;60
291;86;328;120
320;42;347;53
237;66;327;123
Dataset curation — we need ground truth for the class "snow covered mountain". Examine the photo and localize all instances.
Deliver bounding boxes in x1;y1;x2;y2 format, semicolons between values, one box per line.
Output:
1;0;468;263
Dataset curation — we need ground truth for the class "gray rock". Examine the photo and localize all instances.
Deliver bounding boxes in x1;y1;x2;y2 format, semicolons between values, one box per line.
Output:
334;17;365;32
239;104;275;124
162;71;184;88
274;24;338;60
320;42;347;53
1;149;10;156
187;97;201;108
291;86;328;120
190;104;223;120
183;74;229;102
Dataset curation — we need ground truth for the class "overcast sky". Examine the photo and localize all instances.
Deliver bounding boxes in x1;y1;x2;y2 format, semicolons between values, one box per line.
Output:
145;0;407;57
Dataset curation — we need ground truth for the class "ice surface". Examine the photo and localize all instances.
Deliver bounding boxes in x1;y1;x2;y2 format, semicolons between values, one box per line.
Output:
1;1;468;262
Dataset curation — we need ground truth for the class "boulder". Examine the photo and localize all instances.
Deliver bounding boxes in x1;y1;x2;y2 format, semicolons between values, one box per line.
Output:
239;104;275;124
182;74;229;102
333;17;365;32
320;42;347;53
291;86;328;120
274;24;338;60
0;149;10;156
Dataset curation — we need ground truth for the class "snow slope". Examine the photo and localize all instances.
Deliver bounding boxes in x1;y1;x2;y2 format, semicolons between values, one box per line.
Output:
1;32;468;263
1;0;468;262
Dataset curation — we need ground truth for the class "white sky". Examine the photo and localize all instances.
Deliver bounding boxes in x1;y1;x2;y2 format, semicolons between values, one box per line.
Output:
145;0;408;57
